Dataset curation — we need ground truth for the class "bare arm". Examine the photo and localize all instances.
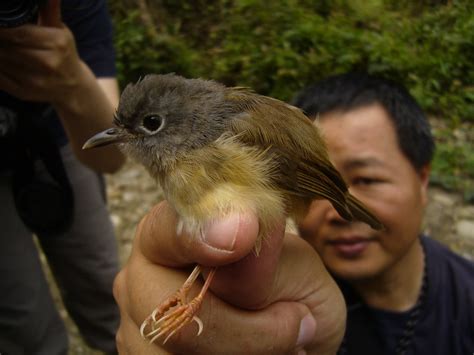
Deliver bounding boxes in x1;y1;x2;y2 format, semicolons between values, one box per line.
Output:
53;68;125;173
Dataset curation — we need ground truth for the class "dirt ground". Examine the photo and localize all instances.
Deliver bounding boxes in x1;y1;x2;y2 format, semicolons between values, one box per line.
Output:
41;160;473;354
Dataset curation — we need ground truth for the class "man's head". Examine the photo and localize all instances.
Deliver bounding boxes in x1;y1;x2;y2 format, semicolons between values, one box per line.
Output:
293;73;434;282
292;72;434;172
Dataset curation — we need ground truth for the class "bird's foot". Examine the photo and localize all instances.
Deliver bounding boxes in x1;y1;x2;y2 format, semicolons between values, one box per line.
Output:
141;295;205;344
139;265;216;344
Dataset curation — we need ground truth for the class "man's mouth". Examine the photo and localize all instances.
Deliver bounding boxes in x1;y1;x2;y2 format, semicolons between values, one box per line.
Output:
326;236;376;258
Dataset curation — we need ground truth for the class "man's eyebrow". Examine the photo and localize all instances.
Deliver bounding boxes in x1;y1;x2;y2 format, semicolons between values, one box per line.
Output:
342;157;385;170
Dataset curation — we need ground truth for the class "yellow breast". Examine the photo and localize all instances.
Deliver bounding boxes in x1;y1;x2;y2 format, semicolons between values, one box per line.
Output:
161;134;286;245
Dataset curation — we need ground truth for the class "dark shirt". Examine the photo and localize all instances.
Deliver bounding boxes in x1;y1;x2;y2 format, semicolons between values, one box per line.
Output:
62;0;116;78
0;0;116;168
338;235;474;355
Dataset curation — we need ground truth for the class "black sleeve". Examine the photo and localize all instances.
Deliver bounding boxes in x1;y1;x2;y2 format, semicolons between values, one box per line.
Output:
61;0;116;77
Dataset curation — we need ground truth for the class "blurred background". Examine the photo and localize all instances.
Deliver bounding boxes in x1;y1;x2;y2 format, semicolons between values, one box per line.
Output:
52;0;474;353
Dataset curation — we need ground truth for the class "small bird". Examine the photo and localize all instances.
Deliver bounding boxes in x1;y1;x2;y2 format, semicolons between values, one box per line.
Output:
84;73;382;344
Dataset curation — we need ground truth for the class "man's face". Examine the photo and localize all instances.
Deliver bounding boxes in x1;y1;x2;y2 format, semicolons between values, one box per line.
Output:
299;103;429;281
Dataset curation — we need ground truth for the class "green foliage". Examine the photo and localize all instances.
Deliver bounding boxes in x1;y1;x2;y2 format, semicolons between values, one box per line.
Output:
111;10;200;85
109;0;473;193
110;0;473;122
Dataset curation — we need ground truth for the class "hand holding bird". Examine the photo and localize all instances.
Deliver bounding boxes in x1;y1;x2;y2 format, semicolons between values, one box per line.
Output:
112;201;347;355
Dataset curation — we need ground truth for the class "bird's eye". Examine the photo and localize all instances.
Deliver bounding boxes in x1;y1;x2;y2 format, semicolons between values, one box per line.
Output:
142;115;165;133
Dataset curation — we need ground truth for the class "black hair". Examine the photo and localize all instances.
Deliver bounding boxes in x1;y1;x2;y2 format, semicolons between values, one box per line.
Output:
291;72;435;171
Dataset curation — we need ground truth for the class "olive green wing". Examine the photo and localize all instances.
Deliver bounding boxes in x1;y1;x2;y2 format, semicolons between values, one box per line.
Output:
225;88;383;229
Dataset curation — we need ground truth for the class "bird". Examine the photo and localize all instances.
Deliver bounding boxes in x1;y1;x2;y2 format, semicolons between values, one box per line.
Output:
83;73;383;344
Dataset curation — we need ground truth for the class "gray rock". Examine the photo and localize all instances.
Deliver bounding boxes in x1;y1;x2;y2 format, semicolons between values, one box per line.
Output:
456;220;474;240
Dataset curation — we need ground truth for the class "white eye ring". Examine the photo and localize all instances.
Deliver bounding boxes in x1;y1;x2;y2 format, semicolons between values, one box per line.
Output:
142;115;165;133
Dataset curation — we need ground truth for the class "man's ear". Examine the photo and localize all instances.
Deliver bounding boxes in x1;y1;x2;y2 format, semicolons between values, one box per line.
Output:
419;164;431;206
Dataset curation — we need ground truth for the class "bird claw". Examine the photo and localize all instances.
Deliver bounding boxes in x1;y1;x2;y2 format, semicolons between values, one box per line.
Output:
139;265;216;344
193;315;204;336
141;298;204;344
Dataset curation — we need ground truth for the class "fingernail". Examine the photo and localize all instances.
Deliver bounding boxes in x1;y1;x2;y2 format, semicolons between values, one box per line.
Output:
296;314;316;348
202;214;240;252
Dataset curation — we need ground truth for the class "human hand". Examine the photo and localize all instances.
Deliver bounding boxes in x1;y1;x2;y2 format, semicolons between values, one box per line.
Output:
0;0;124;173
114;201;346;355
0;0;85;105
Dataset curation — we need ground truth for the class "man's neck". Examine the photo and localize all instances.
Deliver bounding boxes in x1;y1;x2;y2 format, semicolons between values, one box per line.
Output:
352;238;425;312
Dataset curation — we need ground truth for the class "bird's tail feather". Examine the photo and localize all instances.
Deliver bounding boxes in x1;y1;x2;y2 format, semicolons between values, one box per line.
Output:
346;193;384;230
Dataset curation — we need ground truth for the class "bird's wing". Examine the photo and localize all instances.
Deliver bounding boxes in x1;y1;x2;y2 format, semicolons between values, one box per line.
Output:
225;89;354;220
224;89;383;229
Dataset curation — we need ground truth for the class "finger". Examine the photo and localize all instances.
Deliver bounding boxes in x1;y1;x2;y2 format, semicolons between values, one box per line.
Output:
210;234;345;354
0;47;55;74
276;234;346;354
116;313;169;355
0;72;21;96
137;201;260;267
38;0;62;27
138;201;287;308
114;270;169;355
209;221;286;308
122;244;316;355
167;301;315;355
0;43;75;76
0;26;65;49
0;56;55;101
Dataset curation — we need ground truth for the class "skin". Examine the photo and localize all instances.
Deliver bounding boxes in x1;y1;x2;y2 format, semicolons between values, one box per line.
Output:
114;202;346;355
0;0;124;173
299;104;429;311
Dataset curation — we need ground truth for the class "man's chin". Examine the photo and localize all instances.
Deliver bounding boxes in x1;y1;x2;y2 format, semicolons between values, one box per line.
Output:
324;257;385;282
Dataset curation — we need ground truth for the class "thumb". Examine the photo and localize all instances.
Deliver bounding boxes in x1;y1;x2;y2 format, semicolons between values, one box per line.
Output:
138;201;260;267
38;0;62;27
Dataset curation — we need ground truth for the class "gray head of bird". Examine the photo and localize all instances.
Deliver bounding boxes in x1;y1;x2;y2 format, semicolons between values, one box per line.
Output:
83;74;230;171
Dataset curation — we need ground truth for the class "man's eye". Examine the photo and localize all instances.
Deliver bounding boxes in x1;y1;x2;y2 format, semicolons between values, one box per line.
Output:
352;177;376;186
143;115;165;132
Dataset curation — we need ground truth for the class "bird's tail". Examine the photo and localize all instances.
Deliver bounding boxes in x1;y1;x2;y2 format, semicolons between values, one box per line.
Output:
345;193;384;230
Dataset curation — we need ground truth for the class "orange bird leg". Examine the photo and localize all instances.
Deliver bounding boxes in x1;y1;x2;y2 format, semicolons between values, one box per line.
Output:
140;265;217;344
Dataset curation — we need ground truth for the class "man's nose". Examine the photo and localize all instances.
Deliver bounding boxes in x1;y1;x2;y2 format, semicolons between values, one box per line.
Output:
326;205;351;227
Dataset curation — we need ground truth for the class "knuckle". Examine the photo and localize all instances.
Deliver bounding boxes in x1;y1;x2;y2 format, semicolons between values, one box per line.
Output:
43;57;60;72
8;28;27;44
112;269;126;304
141;202;165;228
52;32;69;51
148;201;168;221
30;76;46;90
137;202;168;242
115;326;125;353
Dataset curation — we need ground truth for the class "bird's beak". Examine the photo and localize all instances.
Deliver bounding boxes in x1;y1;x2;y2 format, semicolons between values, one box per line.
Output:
82;128;127;149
